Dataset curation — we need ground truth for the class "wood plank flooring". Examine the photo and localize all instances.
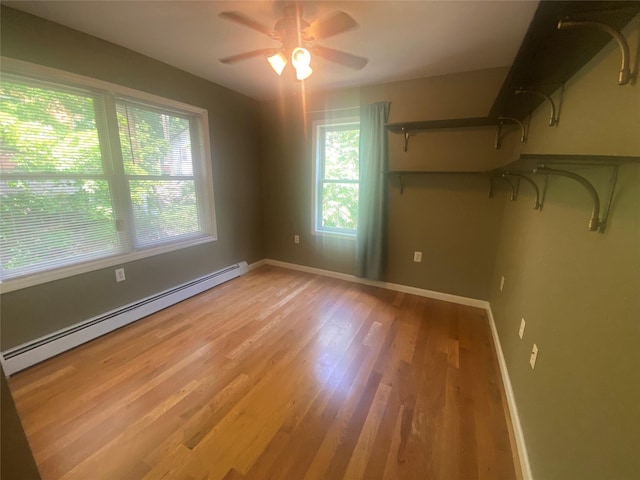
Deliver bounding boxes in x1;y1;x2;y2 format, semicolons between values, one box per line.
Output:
9;266;519;480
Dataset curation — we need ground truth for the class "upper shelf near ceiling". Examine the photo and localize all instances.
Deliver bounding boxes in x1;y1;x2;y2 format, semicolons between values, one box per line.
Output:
385;117;497;133
386;1;640;136
489;0;640;121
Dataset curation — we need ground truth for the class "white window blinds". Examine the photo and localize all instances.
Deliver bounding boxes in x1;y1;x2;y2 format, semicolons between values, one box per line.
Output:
0;78;121;279
116;100;203;247
0;69;215;287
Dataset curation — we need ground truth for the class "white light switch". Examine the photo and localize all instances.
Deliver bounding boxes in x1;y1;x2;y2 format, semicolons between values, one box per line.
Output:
294;235;300;244
413;251;422;263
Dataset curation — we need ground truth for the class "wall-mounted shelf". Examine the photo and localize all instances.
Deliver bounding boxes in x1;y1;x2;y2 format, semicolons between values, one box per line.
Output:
490;154;640;233
386;117;498;133
386;170;487;194
386;3;639;152
384;1;639;231
388;155;640;233
492;154;640;174
490;1;640;121
386;117;500;152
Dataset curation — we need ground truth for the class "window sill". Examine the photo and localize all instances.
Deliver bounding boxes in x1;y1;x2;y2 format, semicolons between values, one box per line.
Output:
312;229;357;241
0;236;216;294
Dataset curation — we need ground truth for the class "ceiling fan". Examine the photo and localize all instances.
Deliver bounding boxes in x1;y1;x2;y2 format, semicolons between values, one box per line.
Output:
218;5;368;80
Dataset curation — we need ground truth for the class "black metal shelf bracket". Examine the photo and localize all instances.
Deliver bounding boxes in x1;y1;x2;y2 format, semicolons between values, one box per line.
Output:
533;164;618;233
401;127;410;152
557;19;631;85
489;175;519;201
502;172;542;210
515;88;559;126
495;116;528;149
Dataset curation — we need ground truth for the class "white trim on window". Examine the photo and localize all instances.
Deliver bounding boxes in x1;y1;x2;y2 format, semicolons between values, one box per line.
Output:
0;236;214;294
0;57;218;293
1;58;208;116
311;116;360;239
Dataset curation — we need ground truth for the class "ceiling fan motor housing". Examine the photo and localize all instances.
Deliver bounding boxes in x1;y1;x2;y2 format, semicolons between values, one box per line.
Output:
274;7;311;50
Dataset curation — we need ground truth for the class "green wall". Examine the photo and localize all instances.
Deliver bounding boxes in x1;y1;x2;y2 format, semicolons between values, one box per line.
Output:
260;67;515;300
259;90;364;275
489;15;640;480
0;7;264;349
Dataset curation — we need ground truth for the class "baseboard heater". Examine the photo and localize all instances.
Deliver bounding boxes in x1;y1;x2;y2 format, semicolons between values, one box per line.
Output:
1;261;248;375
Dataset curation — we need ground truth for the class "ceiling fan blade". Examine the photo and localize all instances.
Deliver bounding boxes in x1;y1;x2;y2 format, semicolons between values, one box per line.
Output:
219;49;279;64
303;11;358;41
219;11;277;37
310;46;368;70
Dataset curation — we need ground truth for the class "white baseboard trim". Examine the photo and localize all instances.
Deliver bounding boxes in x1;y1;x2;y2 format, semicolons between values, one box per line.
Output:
263;258;488;309
247;259;266;271
2;262;248;375
486;306;533;480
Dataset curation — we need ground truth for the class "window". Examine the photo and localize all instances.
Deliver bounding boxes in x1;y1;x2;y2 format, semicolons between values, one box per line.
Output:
0;61;216;291
312;118;360;236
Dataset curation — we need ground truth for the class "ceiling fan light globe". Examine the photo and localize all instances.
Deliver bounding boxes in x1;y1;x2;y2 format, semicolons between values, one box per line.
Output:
267;52;287;75
295;64;313;80
291;47;311;68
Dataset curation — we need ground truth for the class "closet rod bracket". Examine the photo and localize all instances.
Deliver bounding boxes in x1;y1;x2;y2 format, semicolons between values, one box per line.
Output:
558;19;631;85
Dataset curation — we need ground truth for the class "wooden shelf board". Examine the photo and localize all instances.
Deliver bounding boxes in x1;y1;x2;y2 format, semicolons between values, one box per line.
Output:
386;117;498;133
489;1;640;120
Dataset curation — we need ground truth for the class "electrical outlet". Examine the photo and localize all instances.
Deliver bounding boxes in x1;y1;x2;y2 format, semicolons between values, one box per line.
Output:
115;268;126;282
500;275;505;292
413;251;422;263
519;318;526;339
294;235;300;244
530;343;539;369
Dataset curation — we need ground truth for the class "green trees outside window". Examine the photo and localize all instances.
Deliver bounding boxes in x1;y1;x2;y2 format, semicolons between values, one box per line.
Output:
116;102;200;246
0;80;118;276
0;71;213;284
315;122;360;235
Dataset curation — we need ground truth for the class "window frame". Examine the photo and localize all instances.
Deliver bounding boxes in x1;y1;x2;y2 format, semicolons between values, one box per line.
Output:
0;57;217;293
311;117;360;239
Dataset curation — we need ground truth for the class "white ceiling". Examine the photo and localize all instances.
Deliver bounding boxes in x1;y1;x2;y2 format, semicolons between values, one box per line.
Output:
6;1;540;101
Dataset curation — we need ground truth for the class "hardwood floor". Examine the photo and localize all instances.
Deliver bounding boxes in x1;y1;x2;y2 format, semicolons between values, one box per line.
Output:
9;266;519;480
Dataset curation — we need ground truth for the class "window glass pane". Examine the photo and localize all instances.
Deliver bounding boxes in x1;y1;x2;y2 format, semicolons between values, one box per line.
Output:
0;179;119;278
129;180;199;245
117;102;193;176
0;67;214;287
321;183;359;231
0;81;103;174
323;128;359;180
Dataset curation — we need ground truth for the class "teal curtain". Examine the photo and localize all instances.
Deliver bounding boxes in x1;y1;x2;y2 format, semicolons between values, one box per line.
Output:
356;101;390;279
